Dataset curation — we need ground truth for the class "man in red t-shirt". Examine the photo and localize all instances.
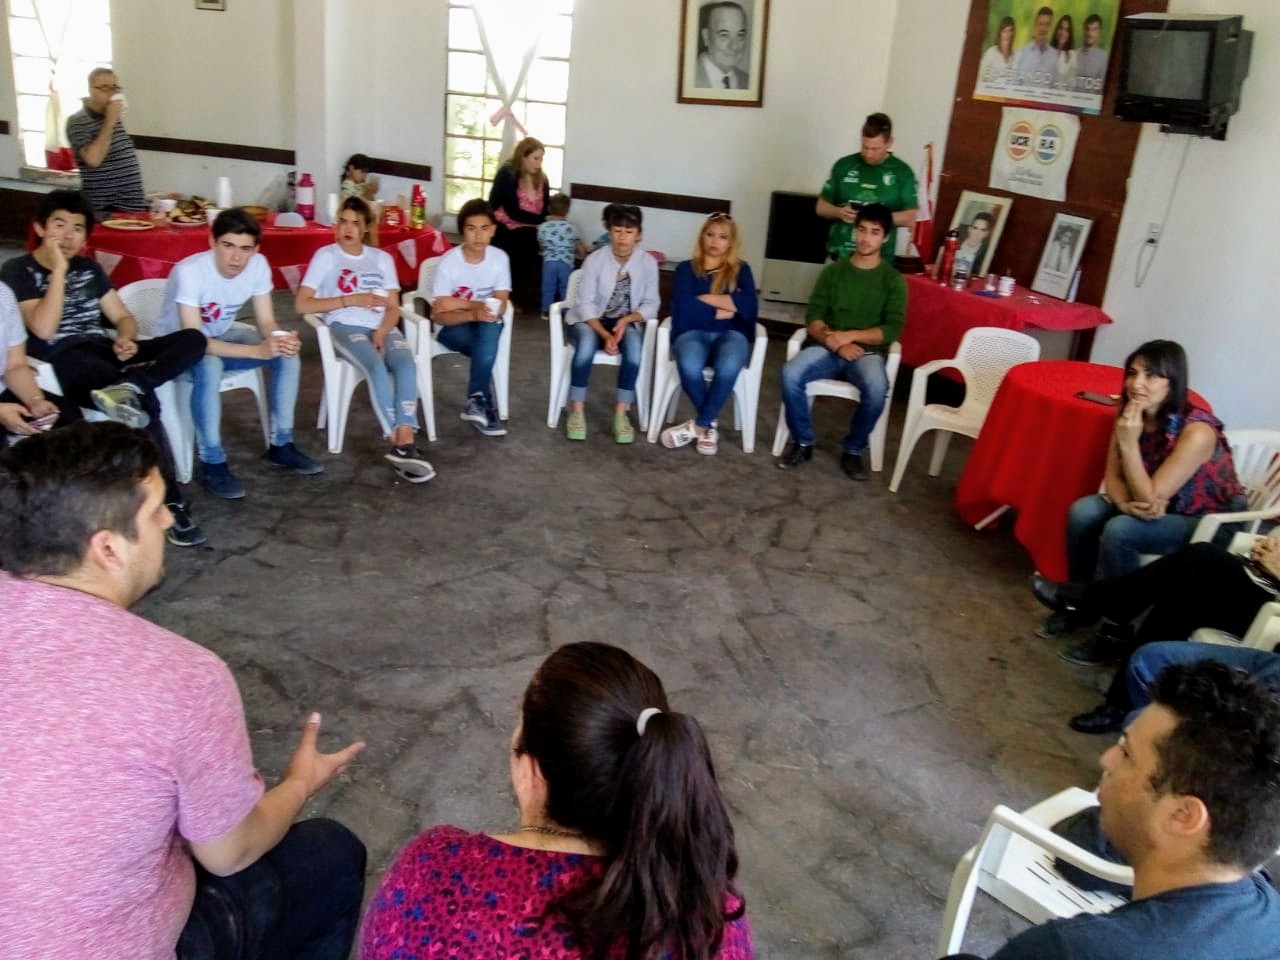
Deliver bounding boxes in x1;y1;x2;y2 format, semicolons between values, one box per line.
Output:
0;422;366;960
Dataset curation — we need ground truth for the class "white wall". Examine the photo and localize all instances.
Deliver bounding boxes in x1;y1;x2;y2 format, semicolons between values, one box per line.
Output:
1095;0;1280;428
564;0;900;269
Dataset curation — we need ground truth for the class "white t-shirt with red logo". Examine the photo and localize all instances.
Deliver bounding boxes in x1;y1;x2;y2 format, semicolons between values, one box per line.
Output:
430;245;511;303
155;250;273;338
300;243;399;331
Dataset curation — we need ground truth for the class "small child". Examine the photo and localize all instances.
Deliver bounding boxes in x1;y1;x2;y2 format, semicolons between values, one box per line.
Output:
589;202;616;253
536;193;581;318
340;153;379;202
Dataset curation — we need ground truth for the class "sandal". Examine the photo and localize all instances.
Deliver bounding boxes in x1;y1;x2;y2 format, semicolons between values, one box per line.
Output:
612;411;635;444
565;408;586;441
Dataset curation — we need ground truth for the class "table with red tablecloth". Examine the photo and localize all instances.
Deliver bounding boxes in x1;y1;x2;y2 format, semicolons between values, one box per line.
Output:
954;360;1211;582
899;274;1112;368
85;217;450;292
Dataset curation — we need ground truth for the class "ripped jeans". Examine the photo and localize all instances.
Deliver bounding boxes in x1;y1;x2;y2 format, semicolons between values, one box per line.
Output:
328;322;420;436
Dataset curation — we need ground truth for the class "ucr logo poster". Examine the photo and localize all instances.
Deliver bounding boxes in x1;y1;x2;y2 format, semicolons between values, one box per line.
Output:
990;108;1078;201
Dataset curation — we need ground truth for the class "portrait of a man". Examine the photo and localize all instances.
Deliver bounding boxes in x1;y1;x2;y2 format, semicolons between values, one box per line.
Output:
695;1;750;89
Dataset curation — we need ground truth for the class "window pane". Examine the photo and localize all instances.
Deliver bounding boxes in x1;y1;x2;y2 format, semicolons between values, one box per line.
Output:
448;7;481;50
446;177;483;213
540;13;573;58
446;94;488;137
9;19;48;57
542;147;563;191
483;139;504;181
18;94;48;131
22;130;46;166
83;0;112;22
446;136;485;179
524;58;568;102
447;51;487;95
10;0;38;17
14;56;52;94
524;102;565;145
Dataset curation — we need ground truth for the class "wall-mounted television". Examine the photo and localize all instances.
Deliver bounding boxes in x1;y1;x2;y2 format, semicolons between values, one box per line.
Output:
1115;14;1252;140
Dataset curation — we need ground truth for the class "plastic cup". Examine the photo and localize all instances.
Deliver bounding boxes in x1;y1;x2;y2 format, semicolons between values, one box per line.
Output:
484;297;503;319
206;207;222;225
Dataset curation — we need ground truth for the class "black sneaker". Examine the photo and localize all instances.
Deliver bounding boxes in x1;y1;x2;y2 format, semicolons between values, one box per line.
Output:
460;393;488;425
1030;573;1085;612
1068;703;1128;735
478;403;507;438
1059;631;1124;666
385;444;436;483
840;450;870;481
777;443;813;470
90;381;150;429
166;502;207;547
200;461;246;500
264;442;324;475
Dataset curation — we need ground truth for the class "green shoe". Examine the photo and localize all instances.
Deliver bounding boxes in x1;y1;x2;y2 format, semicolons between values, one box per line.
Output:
565;408;586;441
612;411;634;444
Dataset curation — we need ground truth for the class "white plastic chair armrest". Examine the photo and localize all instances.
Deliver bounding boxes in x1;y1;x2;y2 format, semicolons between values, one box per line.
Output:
1192;507;1280;544
784;326;807;361
985;804;1134;886
302;313;323;332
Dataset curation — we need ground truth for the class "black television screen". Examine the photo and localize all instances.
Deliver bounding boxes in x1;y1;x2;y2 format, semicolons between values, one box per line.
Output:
1127;30;1210;100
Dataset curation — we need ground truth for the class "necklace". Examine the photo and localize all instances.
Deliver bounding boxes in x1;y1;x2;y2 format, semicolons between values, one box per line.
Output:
518;823;586;840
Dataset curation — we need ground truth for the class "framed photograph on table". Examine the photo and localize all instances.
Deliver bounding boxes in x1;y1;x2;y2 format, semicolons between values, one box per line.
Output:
1031;213;1092;299
945;190;1012;278
678;0;771;107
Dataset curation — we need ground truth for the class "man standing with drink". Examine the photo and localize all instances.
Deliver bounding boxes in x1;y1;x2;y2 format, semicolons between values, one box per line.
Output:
66;67;147;216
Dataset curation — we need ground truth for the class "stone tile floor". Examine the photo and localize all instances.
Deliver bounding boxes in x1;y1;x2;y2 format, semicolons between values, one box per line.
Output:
112;297;1126;959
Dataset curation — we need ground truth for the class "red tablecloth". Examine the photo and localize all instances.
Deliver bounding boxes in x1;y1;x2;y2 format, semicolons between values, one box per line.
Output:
899;274;1112;368
85;217;450;292
954;360;1210;582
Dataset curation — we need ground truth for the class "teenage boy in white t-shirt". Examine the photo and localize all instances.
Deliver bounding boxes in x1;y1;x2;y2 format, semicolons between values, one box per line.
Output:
157;208;322;500
0;280;73;437
429;198;511;437
296;197;434;482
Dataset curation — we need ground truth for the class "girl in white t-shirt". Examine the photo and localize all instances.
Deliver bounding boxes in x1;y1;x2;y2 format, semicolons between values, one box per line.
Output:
296;197;434;482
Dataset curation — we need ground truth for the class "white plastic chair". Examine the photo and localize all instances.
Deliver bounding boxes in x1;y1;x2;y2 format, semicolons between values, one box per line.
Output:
546;269;657;430
304;313;411;454
1193;601;1280;650
118;279;269;483
398;256;513;442
1188;429;1280;545
645;318;768;453
769;331;903;472
889;326;1041;493
937;786;1131;957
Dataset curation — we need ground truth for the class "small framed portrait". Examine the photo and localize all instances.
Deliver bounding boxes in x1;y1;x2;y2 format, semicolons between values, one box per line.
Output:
945;190;1013;278
678;0;771;107
195;0;226;9
1032;213;1093;299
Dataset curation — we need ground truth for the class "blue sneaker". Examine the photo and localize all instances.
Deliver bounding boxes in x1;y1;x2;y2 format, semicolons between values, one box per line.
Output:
264;442;324;475
201;461;246;500
460;393;488;425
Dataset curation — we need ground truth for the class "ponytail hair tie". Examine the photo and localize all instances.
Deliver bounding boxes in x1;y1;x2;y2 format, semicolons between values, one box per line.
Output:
636;707;662;736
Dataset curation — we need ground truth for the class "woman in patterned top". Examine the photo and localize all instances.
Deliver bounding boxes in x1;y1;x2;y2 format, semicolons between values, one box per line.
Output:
1032;340;1246;660
360;642;754;960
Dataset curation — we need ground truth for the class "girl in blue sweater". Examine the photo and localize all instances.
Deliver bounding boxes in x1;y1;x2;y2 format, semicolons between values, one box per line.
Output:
661;213;758;456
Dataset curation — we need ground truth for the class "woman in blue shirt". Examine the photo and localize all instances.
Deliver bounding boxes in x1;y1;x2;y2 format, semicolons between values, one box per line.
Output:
661;213;758;456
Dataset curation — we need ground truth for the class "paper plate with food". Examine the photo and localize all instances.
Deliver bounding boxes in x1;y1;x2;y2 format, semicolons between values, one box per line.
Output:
101;218;156;231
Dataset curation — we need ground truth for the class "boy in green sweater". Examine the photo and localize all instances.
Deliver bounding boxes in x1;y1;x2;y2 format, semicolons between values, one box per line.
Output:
776;202;906;480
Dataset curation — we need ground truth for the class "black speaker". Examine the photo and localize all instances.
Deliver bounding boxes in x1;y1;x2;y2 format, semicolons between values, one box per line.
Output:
762;191;828;302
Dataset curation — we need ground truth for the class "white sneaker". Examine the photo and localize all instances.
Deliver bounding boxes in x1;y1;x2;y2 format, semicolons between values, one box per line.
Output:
696;422;719;456
660;419;698;449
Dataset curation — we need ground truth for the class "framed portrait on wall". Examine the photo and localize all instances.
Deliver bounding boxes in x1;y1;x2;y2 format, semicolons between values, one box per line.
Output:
677;0;771;107
1032;213;1092;299
945;190;1013;278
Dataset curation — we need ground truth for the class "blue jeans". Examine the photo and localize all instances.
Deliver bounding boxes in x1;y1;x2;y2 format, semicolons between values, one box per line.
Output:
177;818;365;960
541;258;573;314
327;322;419;435
673;329;750;429
1066;494;1200;583
435;319;502;406
568;320;641;404
192;325;300;465
779;345;888;453
1127;641;1280;712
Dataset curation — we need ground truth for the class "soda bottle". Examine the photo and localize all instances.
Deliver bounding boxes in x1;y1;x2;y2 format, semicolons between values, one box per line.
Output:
296;172;315;220
938;229;959;287
410;185;426;229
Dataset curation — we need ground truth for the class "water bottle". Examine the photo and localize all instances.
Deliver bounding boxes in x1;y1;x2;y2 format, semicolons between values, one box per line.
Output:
296;172;315;220
938;229;959;287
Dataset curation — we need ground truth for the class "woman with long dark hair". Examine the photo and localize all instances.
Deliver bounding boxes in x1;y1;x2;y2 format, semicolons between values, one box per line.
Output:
359;642;753;960
489;136;551;310
1033;340;1246;660
1051;14;1077;88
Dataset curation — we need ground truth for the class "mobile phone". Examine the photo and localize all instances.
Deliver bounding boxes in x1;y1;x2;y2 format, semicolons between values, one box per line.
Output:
1075;390;1119;406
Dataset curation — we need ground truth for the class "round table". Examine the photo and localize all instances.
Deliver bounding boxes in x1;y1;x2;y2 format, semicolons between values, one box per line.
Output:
86;216;450;292
954;360;1210;582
